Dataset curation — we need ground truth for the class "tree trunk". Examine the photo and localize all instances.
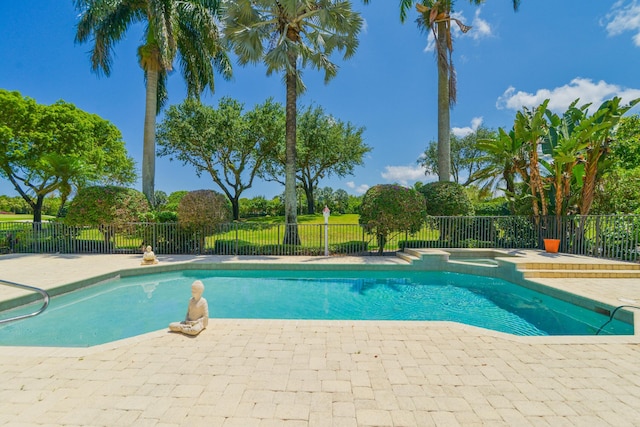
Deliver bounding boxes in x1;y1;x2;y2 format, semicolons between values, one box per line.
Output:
32;195;44;225
580;151;601;215
305;185;315;215
142;70;158;207
436;21;451;182
231;196;240;221
283;53;300;246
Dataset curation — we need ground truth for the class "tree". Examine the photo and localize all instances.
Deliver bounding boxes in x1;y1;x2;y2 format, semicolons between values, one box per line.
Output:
74;0;232;205
593;167;640;214
65;185;150;245
389;0;521;182
177;189;232;251
471;127;528;213
260;104;370;214
0;90;135;223
157;97;285;220
418;180;473;243
419;181;473;216
610;114;640;170
418;126;495;184
359;184;426;255
514;100;549;218
225;0;363;244
576;97;638;216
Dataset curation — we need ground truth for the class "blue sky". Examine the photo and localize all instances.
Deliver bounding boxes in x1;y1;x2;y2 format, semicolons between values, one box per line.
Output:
2;1;640;200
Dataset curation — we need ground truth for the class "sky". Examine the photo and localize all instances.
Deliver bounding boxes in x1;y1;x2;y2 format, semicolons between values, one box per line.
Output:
2;1;640;200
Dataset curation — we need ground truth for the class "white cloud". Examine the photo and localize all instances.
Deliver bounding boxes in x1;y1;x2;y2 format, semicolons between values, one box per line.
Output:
452;116;483;137
345;181;370;195
603;0;640;46
469;8;492;40
381;165;429;186
423;8;491;52
496;78;640;112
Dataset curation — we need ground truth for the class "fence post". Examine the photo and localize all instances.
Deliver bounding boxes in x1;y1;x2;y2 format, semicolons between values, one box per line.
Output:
235;223;239;256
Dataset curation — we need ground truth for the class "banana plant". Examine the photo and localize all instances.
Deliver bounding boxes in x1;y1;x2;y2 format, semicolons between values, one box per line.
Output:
577;97;639;216
514;99;550;218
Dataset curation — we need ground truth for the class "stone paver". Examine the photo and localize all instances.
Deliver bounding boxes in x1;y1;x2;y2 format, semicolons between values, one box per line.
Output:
0;253;639;426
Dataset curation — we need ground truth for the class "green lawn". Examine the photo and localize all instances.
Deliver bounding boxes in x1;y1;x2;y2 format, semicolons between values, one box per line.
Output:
0;214;55;222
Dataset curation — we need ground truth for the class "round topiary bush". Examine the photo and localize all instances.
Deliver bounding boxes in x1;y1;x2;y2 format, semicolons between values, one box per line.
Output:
359;184;426;255
66;186;151;225
65;186;151;247
418;181;474;216
177;189;232;230
177;190;232;253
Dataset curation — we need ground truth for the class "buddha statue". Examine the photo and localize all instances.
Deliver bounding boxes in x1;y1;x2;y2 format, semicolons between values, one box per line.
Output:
141;245;158;265
169;280;209;336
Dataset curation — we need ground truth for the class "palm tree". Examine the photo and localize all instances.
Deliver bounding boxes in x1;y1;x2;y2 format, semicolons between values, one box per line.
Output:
74;0;232;205
472;127;527;213
514;100;549;218
225;0;362;245
393;0;521;182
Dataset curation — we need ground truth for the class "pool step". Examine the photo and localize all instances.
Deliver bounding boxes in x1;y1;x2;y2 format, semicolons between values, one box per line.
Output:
396;251;421;263
520;262;640;271
519;262;640;278
522;269;640;278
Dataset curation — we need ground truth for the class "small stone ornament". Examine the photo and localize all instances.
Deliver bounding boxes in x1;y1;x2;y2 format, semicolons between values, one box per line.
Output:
141;245;158;265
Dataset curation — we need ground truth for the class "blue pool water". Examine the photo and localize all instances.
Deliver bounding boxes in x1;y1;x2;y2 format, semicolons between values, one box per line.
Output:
0;270;633;347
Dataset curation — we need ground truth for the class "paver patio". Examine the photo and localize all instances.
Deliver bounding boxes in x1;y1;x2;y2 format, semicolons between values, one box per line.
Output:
0;253;639;426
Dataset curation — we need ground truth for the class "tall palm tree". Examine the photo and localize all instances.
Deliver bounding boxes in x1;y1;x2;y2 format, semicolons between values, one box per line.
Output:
393;0;521;182
224;0;362;245
74;0;231;205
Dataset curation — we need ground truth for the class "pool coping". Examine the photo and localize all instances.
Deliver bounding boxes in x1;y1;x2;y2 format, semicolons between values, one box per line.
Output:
1;250;639;351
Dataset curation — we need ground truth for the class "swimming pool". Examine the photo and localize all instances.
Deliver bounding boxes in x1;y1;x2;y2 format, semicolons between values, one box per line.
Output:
0;269;633;347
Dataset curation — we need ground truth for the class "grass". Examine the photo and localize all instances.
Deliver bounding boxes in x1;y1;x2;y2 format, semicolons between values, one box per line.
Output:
0;214;55;222
243;213;360;225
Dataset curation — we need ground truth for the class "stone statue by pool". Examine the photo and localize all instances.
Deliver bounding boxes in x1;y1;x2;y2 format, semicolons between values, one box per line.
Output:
141;245;158;265
169;280;209;336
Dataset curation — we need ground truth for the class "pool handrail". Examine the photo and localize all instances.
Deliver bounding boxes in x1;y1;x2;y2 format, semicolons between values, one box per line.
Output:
0;279;50;324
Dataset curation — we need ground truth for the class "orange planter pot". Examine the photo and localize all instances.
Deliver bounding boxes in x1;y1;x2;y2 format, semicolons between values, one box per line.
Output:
543;238;560;253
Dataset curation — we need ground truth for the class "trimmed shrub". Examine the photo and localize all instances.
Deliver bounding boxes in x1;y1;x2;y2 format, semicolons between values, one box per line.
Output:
177;190;232;253
359;185;426;255
65;186;151;246
418;181;474;216
419;182;474;244
177;190;232;230
330;241;368;254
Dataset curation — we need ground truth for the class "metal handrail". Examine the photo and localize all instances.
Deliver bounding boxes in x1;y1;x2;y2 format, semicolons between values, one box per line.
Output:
0;279;50;324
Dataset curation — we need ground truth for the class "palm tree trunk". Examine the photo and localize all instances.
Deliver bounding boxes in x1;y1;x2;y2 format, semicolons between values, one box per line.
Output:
436;21;450;182
142;70;158;207
580;151;601;215
283;53;300;246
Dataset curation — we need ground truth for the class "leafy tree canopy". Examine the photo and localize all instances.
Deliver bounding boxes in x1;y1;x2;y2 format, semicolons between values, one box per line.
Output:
177;189;232;231
419;181;474;216
261;104;370;214
610;114;640;170
0;89;136;222
157;97;284;220
359;184;426;254
419;126;496;185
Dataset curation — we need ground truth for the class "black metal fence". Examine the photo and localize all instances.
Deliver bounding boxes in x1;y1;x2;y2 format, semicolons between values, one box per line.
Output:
0;215;638;262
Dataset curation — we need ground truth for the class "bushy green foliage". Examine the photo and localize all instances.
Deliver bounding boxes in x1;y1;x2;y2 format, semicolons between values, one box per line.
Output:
65;186;150;226
473;198;510;216
593;167;640;214
419;181;474;216
359;184;426;254
177;190;232;230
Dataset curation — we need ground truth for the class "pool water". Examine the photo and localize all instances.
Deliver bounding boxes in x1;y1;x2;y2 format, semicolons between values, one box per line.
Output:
0;270;633;347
